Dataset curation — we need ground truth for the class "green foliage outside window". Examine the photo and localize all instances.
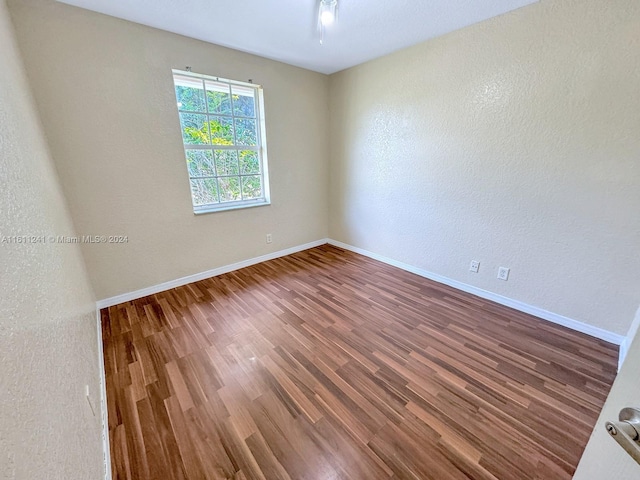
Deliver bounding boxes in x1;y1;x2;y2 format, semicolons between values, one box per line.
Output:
174;81;264;207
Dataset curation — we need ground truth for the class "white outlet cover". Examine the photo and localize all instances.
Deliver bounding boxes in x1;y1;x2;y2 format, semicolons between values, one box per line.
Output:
498;267;510;281
469;261;480;273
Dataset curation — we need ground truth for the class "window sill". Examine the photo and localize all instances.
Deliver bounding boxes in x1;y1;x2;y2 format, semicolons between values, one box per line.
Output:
193;200;271;215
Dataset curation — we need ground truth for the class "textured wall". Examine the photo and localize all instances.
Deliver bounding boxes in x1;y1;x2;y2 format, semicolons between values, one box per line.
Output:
574;306;640;478
0;0;103;478
8;0;329;301
328;0;640;335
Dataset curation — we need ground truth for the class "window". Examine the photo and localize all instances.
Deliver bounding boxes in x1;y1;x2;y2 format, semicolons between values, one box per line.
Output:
172;70;270;214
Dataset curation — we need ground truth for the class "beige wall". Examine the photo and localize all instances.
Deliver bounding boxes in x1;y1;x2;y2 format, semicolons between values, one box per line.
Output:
328;0;640;335
0;0;103;477
8;0;330;301
574;306;640;478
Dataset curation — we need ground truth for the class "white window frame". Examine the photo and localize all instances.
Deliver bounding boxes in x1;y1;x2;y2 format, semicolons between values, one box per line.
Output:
172;69;271;214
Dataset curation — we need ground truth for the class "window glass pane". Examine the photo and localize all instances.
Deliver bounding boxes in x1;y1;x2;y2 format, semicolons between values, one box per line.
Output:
232;86;255;117
214;150;239;176
239;150;260;174
241;176;262;200
186;149;215;177
174;72;268;211
205;81;232;115
180;113;210;145
209;116;234;145
190;178;219;205
218;176;241;202
235;118;257;146
174;76;206;112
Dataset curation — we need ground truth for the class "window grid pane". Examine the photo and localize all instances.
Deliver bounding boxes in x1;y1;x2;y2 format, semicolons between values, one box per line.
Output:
180;113;210;145
174;71;267;210
205;81;232;115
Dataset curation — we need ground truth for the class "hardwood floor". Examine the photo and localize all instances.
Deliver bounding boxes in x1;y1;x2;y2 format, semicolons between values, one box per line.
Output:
102;244;618;480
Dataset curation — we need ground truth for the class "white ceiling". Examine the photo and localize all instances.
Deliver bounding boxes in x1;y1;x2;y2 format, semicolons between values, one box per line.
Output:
57;0;538;75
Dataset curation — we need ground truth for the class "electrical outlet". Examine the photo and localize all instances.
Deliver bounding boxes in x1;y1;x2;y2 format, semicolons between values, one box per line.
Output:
469;260;480;273
498;267;510;281
266;233;272;244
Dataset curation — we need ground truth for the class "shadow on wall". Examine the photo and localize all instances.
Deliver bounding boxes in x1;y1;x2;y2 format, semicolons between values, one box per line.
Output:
619;305;640;369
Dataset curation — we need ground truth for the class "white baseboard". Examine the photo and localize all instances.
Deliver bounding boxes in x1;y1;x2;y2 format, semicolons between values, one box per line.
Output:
96;237;624;376
96;308;111;480
96;239;329;309
327;239;624;348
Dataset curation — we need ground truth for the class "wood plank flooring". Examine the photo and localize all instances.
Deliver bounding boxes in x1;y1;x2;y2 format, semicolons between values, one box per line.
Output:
102;244;618;480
